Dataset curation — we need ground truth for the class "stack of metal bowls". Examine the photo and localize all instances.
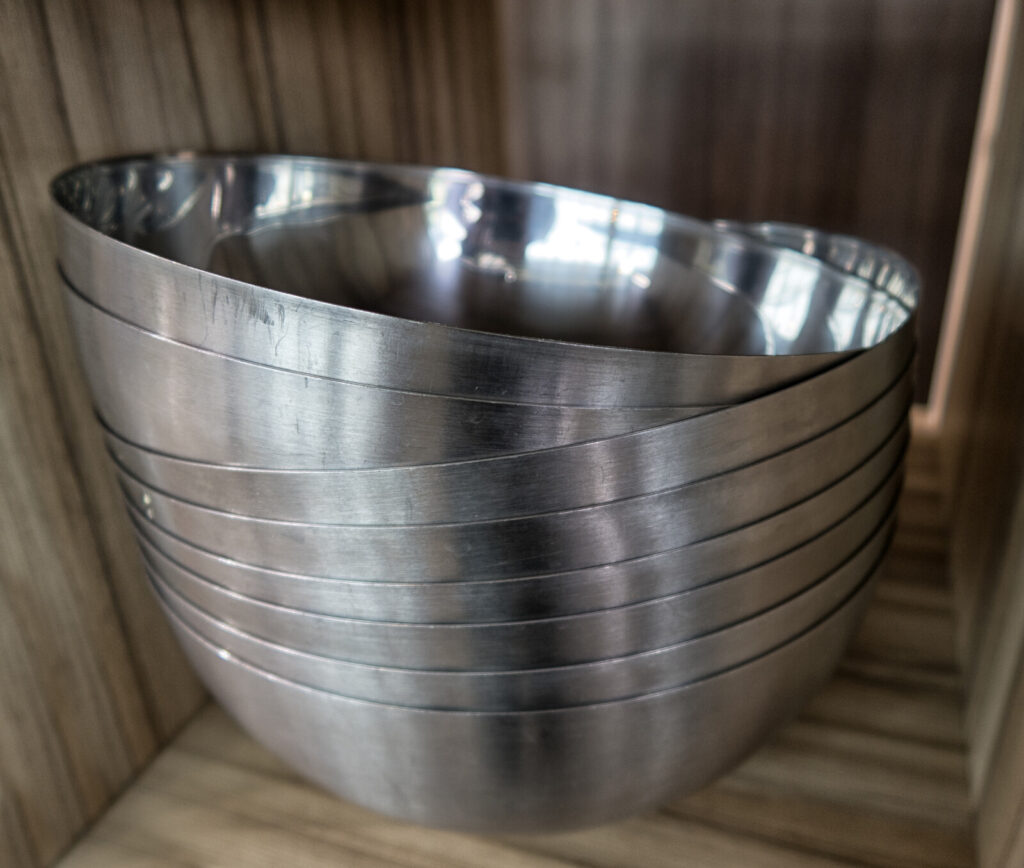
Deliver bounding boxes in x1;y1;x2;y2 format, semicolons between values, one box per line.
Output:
52;154;917;833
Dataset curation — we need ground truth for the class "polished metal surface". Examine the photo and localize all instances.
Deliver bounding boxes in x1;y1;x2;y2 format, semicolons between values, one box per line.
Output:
126;450;903;623
715;220;920;313
148;517;890;708
99;319;909;516
66;279;711;467
145;509;892;685
53;153;920;833
116;374;910;581
52;155;913;409
161;572;874;832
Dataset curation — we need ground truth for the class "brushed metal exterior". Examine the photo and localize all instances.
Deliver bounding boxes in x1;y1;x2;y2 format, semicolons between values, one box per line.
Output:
52;153;919;832
125;455;902;624
147;514;892;706
53;156;912;409
162;576;875;832
114;376;910;581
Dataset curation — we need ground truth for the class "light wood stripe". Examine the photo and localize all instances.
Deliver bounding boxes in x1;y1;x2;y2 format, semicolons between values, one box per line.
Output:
0;781;37;868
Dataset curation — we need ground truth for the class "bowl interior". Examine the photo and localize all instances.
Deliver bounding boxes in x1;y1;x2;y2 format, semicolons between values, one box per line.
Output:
53;156;911;355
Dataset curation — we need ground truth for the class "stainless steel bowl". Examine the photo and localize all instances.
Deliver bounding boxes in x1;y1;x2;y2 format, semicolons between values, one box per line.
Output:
52;154;919;833
99;328;908;521
115;373;909;581
52;155;913;409
146;511;891;706
716;219;919;312
125;451;903;623
137;487;895;671
160;567;876;831
65;278;711;467
96;323;910;522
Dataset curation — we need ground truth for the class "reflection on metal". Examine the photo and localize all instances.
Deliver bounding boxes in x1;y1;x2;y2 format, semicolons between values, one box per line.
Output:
53;154;918;832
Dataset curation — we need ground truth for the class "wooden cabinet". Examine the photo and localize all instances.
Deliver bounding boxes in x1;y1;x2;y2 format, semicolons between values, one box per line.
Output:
0;2;1020;865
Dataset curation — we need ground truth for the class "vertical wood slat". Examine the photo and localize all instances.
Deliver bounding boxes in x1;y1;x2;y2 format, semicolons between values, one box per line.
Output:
964;149;1024;866
177;0;271;151
978;657;1024;868
4;0;210;746
944;0;1024;679
0;782;36;868
496;0;992;400
260;0;335;154
968;481;1024;806
0;5;162;862
938;1;1024;866
0;0;507;862
0;201;151;865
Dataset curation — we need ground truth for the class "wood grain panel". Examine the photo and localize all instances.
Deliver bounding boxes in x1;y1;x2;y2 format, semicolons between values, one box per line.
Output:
0;782;36;868
970;488;1024;868
1;0;208;755
944;0;1024;683
939;2;1024;865
978;661;1024;868
0;1;506;862
497;0;992;398
0;142;157;865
